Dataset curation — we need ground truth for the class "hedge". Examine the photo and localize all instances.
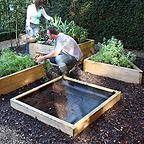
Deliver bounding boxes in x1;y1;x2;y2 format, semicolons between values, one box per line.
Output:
0;0;144;50
51;0;144;50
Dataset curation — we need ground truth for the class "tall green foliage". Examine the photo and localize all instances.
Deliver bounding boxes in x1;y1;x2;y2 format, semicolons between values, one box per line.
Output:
50;16;87;43
51;0;144;50
0;0;50;41
0;0;31;40
0;0;144;50
0;0;52;41
37;16;87;43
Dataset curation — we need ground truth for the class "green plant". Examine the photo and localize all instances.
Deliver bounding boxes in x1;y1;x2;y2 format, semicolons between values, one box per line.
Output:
90;36;136;68
0;0;31;42
44;60;53;72
52;16;87;43
0;49;36;77
0;49;53;77
37;16;88;44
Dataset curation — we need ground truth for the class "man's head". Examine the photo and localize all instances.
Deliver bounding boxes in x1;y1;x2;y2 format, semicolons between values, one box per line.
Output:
47;26;59;40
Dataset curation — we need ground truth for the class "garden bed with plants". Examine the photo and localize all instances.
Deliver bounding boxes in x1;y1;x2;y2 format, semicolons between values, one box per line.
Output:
0;49;52;95
84;37;143;84
0;56;143;143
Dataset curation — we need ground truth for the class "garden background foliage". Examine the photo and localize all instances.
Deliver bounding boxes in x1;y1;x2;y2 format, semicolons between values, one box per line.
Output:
0;0;144;50
51;0;144;50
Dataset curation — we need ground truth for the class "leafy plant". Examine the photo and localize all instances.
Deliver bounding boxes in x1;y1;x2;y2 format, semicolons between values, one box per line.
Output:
0;49;53;77
44;60;53;72
0;49;36;77
0;0;31;43
37;16;88;44
90;36;136;68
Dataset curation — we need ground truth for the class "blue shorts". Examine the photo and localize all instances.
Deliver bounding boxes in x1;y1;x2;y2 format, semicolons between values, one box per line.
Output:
26;23;39;38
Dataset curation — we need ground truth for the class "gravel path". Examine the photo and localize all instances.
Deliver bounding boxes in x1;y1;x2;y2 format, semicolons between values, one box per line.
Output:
0;57;144;144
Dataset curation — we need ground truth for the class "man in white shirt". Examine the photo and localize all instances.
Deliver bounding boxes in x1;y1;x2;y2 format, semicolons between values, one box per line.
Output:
36;26;83;74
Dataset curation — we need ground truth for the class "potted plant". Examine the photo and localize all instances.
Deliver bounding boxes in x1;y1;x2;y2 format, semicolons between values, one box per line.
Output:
0;49;51;95
84;36;143;84
29;16;95;60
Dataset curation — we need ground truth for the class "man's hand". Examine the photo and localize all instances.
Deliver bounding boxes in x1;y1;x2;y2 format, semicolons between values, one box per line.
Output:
34;54;40;60
35;55;45;63
47;39;53;44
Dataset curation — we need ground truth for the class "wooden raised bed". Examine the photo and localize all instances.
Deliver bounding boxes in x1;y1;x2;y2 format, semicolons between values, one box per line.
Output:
0;64;46;95
78;39;95;60
29;39;95;60
10;76;122;136
84;57;143;84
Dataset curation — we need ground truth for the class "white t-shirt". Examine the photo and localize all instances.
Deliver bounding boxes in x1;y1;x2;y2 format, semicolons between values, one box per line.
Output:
55;33;83;61
26;4;52;26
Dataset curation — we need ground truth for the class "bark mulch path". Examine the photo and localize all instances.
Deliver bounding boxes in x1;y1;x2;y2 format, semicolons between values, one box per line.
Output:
0;57;144;144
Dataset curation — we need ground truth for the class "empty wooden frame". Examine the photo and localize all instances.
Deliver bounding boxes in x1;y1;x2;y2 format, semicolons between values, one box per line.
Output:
10;76;122;136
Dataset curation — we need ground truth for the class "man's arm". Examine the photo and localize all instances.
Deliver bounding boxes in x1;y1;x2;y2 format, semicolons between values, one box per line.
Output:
35;50;60;63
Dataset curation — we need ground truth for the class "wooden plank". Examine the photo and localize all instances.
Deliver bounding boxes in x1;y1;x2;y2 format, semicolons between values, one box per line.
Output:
12;76;63;100
84;59;143;84
0;64;46;95
64;76;116;93
79;39;95;60
129;61;143;72
73;91;122;136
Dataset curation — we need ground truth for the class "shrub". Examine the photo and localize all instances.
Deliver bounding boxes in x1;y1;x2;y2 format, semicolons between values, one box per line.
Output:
90;36;136;68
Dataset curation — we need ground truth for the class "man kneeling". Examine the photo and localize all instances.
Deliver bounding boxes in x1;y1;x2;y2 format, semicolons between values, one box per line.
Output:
36;26;83;74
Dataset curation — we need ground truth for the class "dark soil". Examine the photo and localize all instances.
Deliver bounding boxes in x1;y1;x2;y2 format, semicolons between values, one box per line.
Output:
0;57;144;144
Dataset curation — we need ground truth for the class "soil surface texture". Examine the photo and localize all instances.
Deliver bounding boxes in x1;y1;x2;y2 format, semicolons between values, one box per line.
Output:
0;57;144;144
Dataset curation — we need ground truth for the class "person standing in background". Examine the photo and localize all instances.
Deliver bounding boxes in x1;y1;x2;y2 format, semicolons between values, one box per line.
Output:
25;0;53;54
